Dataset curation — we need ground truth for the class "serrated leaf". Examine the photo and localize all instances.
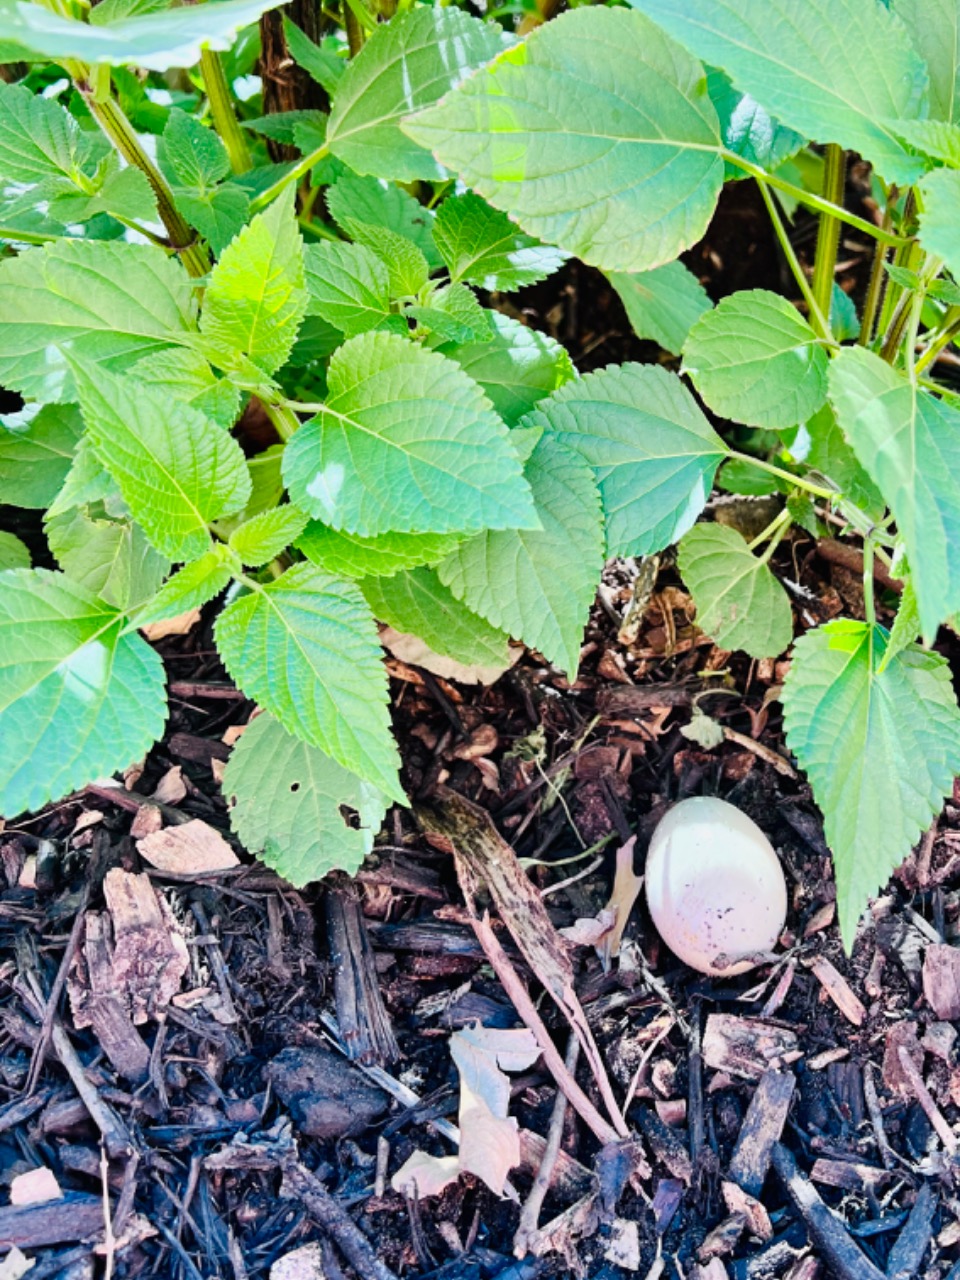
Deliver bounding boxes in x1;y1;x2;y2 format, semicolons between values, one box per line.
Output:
283;330;537;537
888;117;960;166
678;522;793;658
628;0;928;187
327;173;439;270
801;405;884;518
437;312;575;427
683;289;829;430
303;241;400;337
200;186;306;376
0;402;83;509
0;81;103;185
0;238;196;403
918;169;960;279
608;261;711;357
706;67;803;173
210;444;286;540
243;109;326;145
327;6;508;181
72;361;251;561
894;0;960;123
828;347;960;639
132;348;241;431
0;568;167;816
404;7;724;273
298;523;463;580
830;284;860;343
360;567;511;667
522;363;727;557
437;434;603;679
176;183;250;256
48;161;158;225
46;507;169;611
48;437;119;518
224;712;386;886
283;17;346;96
214;562;402;800
407;283;492;344
158;108;230;190
782;619;960;948
433;192;566;292
0;532;29;571
228;506;308;566
131;544;233;630
882;576;922;671
337;218;429;299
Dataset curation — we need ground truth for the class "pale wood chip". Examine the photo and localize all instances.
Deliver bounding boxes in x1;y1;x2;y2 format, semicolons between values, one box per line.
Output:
137;818;240;874
703;1014;800;1081
130;804;163;840
101;868;190;1023
806;956;866;1027
151;765;187;806
722;1182;772;1241
10;1168;62;1206
141;607;201;640
922;943;960;1020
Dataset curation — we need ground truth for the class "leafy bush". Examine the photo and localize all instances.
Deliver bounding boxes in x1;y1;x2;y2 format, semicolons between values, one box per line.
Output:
1;0;959;947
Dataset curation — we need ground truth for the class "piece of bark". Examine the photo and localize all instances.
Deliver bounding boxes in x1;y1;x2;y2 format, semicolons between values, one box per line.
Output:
67;912;150;1084
101;869;189;1023
728;1070;797;1196
326;874;398;1066
806;956;867;1027
10;1168;61;1207
698;1216;745;1262
635;1107;693;1183
136;819;239;874
882;1021;924;1098
810;1160;888;1192
0;1193;103;1250
703;1015;800;1081
279;1158;398;1280
922;944;960;1019
884;1183;936;1280
167;732;230;767
722;1181;773;1241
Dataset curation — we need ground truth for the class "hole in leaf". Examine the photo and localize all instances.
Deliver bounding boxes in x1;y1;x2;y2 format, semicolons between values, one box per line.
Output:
290;781;301;793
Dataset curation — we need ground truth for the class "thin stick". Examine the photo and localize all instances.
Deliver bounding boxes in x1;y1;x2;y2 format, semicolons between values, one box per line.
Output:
897;1046;957;1153
26;881;90;1093
50;1022;133;1159
280;1157;400;1280
514;1035;579;1256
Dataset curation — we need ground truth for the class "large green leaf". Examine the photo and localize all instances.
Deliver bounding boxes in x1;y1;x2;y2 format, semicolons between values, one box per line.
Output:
214;562;403;801
437;313;574;426
828;347;960;639
608;261;711;357
433;193;566;292
224;712;387;887
404;7;724;273
282;330;537;537
894;0;960;123
176;185;250;256
782;619;960;948
200;187;306;376
327;6;508;181
0;0;279;70
360;567;511;667
918;168;960;280
46;507;169;611
326;173;440;270
0;403;83;509
683;289;829;430
298;524;464;580
522;363;728;556
0;239;196;403
678;522;793;658
131;348;241;431
437;433;603;679
0;81;104;185
628;0;928;186
0;569;167;816
72;362;251;562
303;241;401;338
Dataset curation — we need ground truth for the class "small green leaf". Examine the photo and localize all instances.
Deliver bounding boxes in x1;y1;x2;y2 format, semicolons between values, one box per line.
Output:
158;108;230;190
0;403;83;509
830;284;861;343
176;183;250;256
46;507;169;611
0;568;167;816
888;117;960;167
0;532;29;571
210;445;285;540
228;506;308;566
782;619;960;948
48;437;119;518
406;283;492;344
224;712;386;886
283;17;346;96
214;562;403;800
717;457;781;496
404;7;724;273
132;348;241;431
360;567;511;667
337;218;429;299
802;405;884;518
433;192;566;292
608;261;712;357
438;433;604;679
882;575;922;670
200;186;307;376
48;161;158;225
706;67;803;174
327;6;508;181
298;524;464;579
918;169;960;279
131;544;233;630
522;363;728;556
327;173;439;270
283;330;537;537
683;289;829;430
303;241;400;337
72;361;251;561
0;81;104;185
678;522;793;658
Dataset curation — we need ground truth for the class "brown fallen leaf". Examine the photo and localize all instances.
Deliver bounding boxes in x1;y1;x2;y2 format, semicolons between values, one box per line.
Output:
136;818;240;874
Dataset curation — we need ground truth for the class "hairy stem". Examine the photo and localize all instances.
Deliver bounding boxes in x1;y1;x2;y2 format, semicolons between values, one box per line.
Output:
858;186;897;346
811;144;846;321
200;48;252;175
915;306;960;375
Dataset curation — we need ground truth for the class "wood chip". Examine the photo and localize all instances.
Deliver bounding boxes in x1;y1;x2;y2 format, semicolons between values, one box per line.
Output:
728;1070;796;1197
67;911;151;1083
141;607;201;640
698;1215;745;1262
136;818;240;874
806;956;866;1027
882;1020;923;1097
10;1167;62;1206
703;1015;800;1081
0;1193;103;1249
807;1048;849;1070
130;804;163;840
922;943;960;1019
151;765;187;805
810;1159;889;1192
101;869;189;1023
722;1182;772;1241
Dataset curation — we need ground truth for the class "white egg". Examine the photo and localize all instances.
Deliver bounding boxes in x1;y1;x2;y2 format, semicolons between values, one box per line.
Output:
645;796;787;976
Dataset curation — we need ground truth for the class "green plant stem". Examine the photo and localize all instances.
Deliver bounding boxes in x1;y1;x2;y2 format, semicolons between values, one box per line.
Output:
858;187;896;347
863;537;876;667
0;225;61;246
249;143;330;214
200;48;252;175
747;506;791;554
915;306;960;375
877;190;917;338
811;144;845;322
343;0;366;53
728;450;837;501
758;515;791;565
263;402;302;441
756;181;831;339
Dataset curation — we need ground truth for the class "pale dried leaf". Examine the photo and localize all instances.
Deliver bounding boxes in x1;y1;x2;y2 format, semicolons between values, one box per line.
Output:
560;909;617;947
598;836;643;967
605;1218;641;1270
391;1150;461;1198
380;625;520;686
72;809;104;836
141;607;201;640
10;1168;62;1206
269;1243;327;1280
137;818;240;873
0;1248;34;1279
151;765;187;805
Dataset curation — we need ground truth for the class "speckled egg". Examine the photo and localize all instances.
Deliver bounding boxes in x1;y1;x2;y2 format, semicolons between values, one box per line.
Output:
645;797;787;976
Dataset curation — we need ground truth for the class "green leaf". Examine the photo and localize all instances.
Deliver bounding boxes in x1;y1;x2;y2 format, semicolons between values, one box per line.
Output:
894;0;960;123
89;0;171;26
283;330;537;537
678;522;793;658
327;173;440;270
918;169;960;279
131;544;233;630
336;218;429;299
882;575;922;671
224;712;386;886
706;67;803;173
437;433;603;679
243;110;327;145
158;108;230;190
327;6;508;181
404;7;724;273
888;117;960;166
46;506;169;611
214;562;403;801
608;261;712;357
0;403;83;509
72;361;251;562
228;506;308;567
628;0;928;187
283;17;346;96
406;283;492;344
48;161;158;225
360;567;511;667
437;312;574;427
0;238;196;403
782;619;960;948
522;363;728;556
0;532;29;571
298;523;464;580
303;241;401;338
801;405;884;518
175;183;250;256
48;437;119;518
0;81;103;185
717;456;780;496
432;192;566;292
0;0;281;70
830;284;861;343
683;289;829;430
828;347;960;639
0;568;167;816
200;186;307;377
210;444;286;540
132;348;241;431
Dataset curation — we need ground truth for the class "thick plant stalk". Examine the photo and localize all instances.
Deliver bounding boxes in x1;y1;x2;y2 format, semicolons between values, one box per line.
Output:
200;48;251;174
811;143;846;322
